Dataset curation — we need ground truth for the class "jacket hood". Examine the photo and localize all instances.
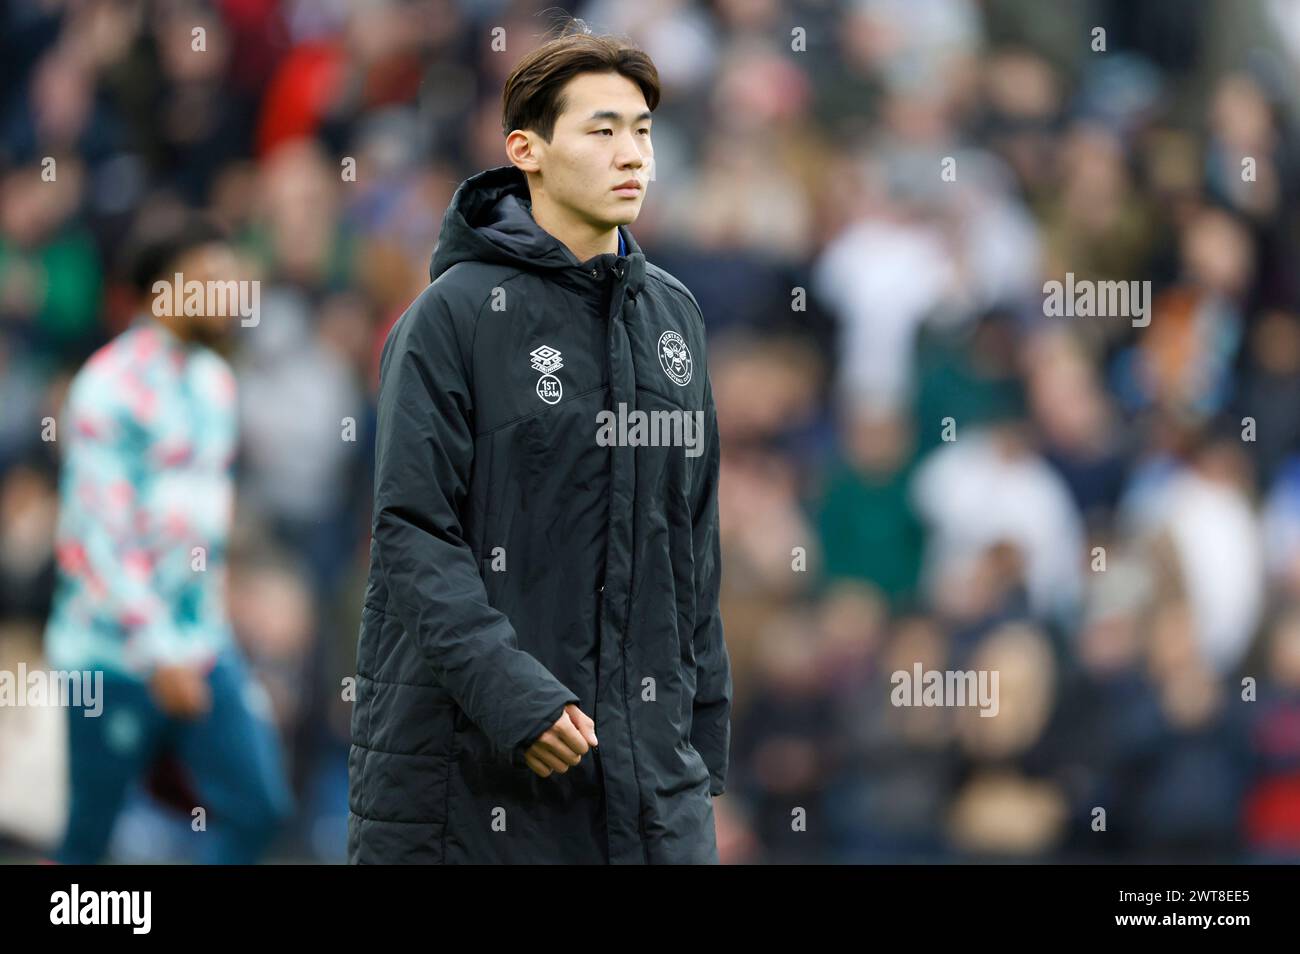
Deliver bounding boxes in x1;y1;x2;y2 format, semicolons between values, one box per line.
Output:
429;165;642;283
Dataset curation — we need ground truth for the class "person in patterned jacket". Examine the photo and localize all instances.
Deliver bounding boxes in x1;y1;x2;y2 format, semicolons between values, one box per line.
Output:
44;217;293;863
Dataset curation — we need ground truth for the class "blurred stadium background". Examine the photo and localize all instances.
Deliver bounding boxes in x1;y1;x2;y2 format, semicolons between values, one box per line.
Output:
4;0;1300;863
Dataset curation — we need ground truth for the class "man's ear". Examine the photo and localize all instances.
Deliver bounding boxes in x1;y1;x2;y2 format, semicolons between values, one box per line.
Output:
506;129;542;175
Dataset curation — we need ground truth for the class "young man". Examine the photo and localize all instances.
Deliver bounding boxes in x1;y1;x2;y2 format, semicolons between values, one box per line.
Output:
348;27;732;864
45;218;293;863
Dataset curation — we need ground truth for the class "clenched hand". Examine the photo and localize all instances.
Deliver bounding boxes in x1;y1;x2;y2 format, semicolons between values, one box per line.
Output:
148;663;212;720
523;703;598;778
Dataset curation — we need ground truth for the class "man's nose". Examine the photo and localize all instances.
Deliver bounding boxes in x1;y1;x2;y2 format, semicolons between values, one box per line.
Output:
617;132;646;168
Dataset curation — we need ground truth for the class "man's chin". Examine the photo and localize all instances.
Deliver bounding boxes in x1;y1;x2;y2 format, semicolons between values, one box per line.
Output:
188;322;235;354
604;204;642;229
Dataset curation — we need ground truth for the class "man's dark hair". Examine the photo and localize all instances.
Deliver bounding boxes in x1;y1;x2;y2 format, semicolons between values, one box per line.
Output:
122;213;228;296
501;19;660;143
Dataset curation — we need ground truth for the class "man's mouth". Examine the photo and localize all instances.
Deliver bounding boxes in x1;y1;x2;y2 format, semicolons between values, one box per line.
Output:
613;181;642;197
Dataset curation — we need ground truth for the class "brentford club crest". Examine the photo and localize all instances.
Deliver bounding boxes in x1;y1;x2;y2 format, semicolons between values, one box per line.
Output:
658;331;692;386
530;345;563;404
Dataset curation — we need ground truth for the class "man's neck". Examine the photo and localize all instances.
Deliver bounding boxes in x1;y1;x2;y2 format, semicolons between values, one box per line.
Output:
527;190;619;264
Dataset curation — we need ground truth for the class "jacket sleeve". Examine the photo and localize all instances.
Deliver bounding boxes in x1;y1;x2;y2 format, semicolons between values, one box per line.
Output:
689;369;733;796
371;289;579;755
59;374;189;676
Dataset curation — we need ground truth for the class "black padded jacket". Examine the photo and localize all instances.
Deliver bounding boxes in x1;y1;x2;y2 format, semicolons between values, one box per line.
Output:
347;165;732;864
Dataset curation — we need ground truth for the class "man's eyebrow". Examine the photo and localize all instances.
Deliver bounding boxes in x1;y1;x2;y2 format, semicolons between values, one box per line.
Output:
587;110;653;122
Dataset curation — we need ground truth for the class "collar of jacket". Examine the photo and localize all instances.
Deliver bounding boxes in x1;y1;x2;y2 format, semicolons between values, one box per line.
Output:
128;310;199;359
429;164;646;300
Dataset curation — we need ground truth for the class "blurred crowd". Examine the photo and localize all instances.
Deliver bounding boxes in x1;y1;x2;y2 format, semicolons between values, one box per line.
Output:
4;0;1300;862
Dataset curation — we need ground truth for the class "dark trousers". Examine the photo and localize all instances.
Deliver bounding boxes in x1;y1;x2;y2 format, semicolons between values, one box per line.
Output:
56;647;294;864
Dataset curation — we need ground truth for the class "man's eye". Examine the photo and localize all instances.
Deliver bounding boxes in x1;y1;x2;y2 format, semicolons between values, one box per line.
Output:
594;129;613;135
638;128;650;135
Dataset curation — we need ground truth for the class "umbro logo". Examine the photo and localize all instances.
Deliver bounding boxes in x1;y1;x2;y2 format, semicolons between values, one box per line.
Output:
530;345;563;404
530;345;563;375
